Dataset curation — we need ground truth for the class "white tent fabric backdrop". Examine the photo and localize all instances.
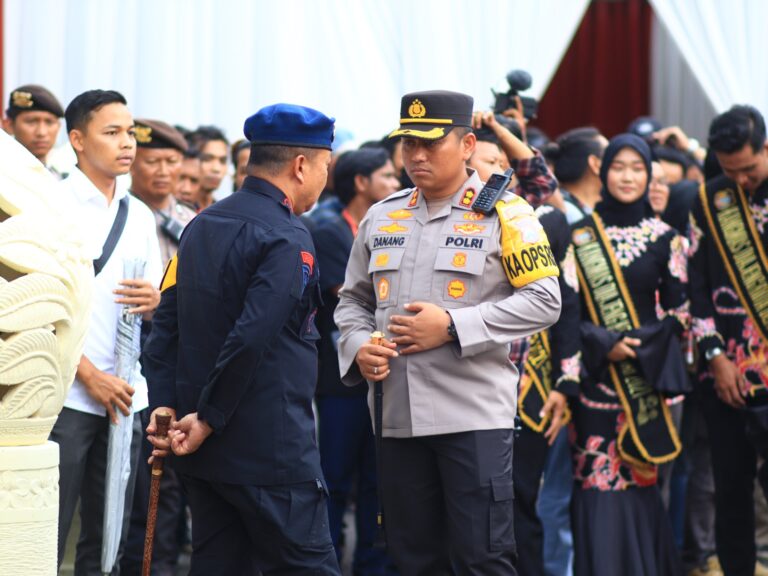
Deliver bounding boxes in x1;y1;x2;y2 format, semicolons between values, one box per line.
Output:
4;0;589;144
649;0;768;117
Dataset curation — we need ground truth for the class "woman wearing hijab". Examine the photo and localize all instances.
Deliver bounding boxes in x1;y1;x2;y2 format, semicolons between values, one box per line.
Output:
569;134;689;575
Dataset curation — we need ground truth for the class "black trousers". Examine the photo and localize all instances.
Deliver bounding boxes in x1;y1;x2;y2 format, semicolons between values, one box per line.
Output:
381;429;518;576
51;407;142;576
701;386;768;576
513;425;550;576
181;474;340;576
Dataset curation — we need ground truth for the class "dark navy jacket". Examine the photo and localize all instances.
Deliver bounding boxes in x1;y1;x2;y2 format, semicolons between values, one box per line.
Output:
145;176;324;485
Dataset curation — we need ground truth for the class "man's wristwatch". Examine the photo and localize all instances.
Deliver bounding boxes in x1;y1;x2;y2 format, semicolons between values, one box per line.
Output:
705;347;724;362
446;312;458;341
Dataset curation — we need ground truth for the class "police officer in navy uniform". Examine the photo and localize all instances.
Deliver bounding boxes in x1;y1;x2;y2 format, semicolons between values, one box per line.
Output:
143;103;341;575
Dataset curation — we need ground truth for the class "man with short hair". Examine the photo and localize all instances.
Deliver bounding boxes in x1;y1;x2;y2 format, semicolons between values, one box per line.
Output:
689;104;768;576
130;119;197;265
144;104;340;574
3;83;64;174
50;89;162;574
335;90;561;574
176;148;202;208
187;125;228;209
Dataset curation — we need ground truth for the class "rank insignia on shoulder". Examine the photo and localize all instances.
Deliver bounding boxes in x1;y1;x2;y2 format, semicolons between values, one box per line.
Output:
460;188;476;207
496;198;559;288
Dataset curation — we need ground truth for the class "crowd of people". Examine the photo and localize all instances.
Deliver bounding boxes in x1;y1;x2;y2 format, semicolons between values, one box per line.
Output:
5;81;768;576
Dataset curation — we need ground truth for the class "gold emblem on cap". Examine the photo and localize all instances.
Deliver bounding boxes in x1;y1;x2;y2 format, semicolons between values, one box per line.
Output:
135;125;153;144
408;99;426;119
12;91;34;108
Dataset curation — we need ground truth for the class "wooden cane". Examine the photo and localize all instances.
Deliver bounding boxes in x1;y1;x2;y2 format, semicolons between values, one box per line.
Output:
142;412;172;576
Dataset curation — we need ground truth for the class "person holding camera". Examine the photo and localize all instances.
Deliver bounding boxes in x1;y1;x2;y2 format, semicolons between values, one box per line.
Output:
130;119;197;266
689;105;768;576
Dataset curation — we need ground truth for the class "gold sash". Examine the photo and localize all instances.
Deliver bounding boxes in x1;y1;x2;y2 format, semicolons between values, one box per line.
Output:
700;183;768;349
573;214;681;466
518;331;571;433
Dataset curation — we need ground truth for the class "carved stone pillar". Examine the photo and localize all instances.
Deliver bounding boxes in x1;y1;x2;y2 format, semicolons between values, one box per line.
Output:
0;442;60;575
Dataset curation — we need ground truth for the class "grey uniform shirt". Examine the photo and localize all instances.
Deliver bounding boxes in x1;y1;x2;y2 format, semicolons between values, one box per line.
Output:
335;169;562;438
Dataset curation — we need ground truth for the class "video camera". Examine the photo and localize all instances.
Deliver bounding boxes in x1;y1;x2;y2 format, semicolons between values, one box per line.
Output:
492;69;539;121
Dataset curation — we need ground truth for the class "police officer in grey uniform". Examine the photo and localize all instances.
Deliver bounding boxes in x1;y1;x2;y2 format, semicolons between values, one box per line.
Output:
335;90;562;575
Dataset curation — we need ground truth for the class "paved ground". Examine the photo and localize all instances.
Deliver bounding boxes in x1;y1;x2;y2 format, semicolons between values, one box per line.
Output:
60;507;356;575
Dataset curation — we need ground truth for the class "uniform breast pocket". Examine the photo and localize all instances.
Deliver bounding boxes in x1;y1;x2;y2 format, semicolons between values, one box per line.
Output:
368;248;405;308
432;248;487;307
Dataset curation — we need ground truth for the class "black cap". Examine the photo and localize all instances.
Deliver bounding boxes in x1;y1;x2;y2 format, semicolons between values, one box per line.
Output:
134;119;189;153
7;84;64;119
389;90;473;140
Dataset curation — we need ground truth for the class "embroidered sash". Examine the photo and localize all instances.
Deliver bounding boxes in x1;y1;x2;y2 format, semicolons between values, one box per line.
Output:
573;214;681;465
700;183;768;353
519;331;571;433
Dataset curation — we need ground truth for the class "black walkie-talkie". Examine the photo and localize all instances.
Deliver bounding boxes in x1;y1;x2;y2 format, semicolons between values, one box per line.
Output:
472;168;514;214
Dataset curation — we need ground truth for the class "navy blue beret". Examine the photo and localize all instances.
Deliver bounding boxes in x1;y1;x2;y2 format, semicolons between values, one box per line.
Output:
243;103;335;150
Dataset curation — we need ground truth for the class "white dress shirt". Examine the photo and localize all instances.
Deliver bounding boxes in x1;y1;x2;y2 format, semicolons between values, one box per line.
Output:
58;167;162;416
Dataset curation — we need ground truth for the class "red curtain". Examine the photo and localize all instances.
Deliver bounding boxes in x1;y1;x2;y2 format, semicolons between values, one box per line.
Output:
532;0;653;141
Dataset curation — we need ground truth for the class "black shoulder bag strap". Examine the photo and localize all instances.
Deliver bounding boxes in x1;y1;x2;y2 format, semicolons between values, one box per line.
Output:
93;195;130;276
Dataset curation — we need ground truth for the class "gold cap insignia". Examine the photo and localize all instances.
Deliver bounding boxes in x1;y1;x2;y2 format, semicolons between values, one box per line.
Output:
408;99;426;119
12;90;34;108
135;125;153;144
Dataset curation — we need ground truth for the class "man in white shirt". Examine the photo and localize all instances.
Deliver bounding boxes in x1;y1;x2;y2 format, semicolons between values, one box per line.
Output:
50;89;162;575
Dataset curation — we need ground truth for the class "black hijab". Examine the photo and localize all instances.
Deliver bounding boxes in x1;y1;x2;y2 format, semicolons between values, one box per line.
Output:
596;133;655;226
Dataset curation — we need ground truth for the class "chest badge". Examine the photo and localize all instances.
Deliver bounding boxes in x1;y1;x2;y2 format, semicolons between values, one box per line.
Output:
714;189;734;211
452;252;467;268
454;223;485;235
378;277;391;300
387;209;413;220
375;253;390;267
463;212;485;221
447;279;467;299
379;222;408;234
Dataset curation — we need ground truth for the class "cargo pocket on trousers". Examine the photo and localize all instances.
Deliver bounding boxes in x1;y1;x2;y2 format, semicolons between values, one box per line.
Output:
489;474;516;554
